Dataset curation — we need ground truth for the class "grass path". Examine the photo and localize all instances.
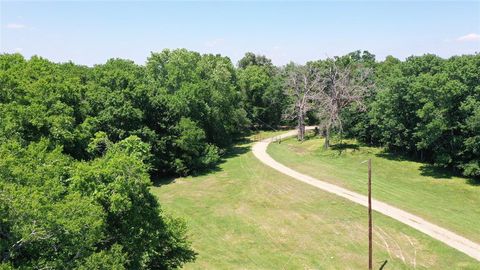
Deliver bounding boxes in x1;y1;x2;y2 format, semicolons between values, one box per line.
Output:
151;132;480;269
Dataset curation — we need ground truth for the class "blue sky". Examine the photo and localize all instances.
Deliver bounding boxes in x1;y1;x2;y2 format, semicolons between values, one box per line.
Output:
1;1;479;66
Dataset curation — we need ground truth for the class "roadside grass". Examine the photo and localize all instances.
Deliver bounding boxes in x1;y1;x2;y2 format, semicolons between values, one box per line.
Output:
267;133;480;245
151;132;479;269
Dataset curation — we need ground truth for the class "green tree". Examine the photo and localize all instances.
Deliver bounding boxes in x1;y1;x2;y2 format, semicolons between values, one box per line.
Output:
0;140;106;269
237;53;286;128
0;137;196;269
237;52;273;70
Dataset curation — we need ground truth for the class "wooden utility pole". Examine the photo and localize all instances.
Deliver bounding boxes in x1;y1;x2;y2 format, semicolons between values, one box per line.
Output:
368;158;372;270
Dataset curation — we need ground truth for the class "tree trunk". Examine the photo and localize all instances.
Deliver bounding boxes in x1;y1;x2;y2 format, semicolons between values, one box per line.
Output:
297;113;305;141
324;126;330;149
300;123;305;141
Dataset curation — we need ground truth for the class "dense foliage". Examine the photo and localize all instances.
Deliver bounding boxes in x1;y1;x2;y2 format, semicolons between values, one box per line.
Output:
0;50;251;269
282;51;479;179
0;51;250;176
237;53;287;128
1;49;478;268
342;53;480;178
0;137;196;269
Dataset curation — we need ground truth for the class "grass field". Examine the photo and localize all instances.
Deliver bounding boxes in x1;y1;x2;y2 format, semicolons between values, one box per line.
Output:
268;133;480;245
151;133;480;269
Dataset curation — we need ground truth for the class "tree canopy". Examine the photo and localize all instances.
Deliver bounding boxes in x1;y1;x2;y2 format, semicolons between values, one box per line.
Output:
1;49;478;269
342;53;480;178
0;137;196;269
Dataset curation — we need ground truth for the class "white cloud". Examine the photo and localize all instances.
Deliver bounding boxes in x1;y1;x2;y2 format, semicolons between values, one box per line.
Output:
204;38;225;48
14;48;23;53
6;23;26;29
456;33;480;42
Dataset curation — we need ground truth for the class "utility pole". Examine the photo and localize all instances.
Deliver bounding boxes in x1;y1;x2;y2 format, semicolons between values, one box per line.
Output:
368;158;372;270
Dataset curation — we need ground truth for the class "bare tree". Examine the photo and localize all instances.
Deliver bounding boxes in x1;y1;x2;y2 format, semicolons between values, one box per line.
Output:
283;64;325;140
315;59;373;149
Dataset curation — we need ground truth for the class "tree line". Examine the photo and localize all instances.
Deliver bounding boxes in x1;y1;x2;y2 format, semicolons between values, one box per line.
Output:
0;49;478;269
276;51;479;179
342;52;479;178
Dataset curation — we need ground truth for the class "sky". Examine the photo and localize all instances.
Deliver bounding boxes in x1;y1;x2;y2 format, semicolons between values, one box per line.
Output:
1;1;479;66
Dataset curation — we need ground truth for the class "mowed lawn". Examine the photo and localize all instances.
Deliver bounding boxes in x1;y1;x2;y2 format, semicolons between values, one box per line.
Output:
151;133;479;269
268;133;480;246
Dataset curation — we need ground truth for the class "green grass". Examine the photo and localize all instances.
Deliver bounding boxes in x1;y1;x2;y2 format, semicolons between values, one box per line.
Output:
151;132;480;269
268;133;480;245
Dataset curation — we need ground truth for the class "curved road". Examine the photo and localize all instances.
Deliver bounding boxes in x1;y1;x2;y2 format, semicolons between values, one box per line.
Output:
252;128;480;262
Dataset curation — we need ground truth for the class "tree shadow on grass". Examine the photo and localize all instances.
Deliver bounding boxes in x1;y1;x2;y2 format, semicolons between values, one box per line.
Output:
302;132;320;141
420;165;480;186
376;150;480;186
152;138;251;187
466;178;480;186
418;164;454;179
189;142;251;178
325;142;361;156
375;151;417;162
330;143;360;151
377;150;454;179
152;175;177;187
221;138;251;160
